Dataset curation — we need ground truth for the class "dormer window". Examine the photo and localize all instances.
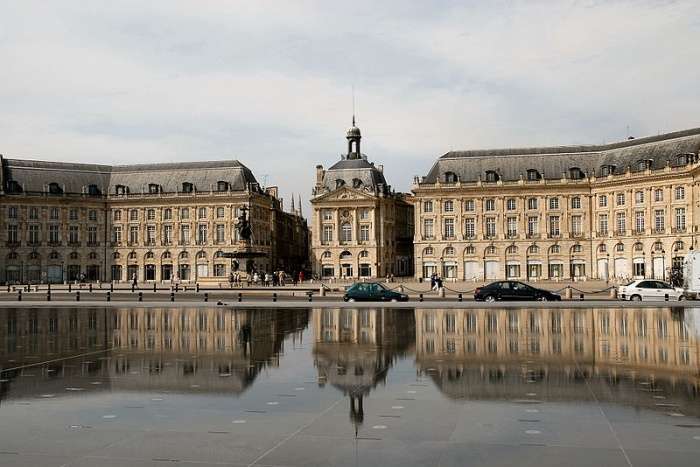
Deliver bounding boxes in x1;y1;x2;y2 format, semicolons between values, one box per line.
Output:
600;165;615;177
484;171;499;182
569;167;584;180
115;184;128;195
182;182;194;193
87;184;101;196
526;169;541;181
5;180;22;194
335;179;346;189
148;183;160;194
352;178;363;189
675;154;691;166
48;182;63;195
217;181;229;191
636;159;652;171
444;171;457;183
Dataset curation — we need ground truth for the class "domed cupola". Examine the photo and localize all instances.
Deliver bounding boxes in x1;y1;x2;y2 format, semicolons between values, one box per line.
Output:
346;116;362;159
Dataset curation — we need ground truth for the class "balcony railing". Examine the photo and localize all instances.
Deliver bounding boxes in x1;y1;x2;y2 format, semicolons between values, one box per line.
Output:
672;227;687;234
547;233;561;239
68;241;81;247
633;229;645;236
506;232;518;239
526;233;540;239
654;228;665;234
5;241;20;247
569;232;584;238
48;240;62;246
87;241;100;247
614;230;627;237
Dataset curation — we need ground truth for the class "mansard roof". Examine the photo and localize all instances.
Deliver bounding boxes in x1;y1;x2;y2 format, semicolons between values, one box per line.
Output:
323;156;388;193
1;158;258;194
423;127;700;183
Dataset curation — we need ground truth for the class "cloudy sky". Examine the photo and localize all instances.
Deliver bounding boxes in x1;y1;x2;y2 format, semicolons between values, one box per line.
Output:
2;0;699;210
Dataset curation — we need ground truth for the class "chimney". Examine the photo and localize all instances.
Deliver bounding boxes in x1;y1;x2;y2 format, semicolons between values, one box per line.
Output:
316;165;325;186
377;164;383;173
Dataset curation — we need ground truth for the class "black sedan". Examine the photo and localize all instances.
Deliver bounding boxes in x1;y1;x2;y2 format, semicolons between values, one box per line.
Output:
474;281;561;302
343;282;409;302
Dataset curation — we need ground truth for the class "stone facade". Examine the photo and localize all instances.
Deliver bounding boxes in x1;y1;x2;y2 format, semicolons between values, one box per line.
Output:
310;122;414;279
0;156;308;284
412;128;700;282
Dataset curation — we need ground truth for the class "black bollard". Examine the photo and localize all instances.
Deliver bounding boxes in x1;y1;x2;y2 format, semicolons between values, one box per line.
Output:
579;293;584;301
153;283;157;292
204;292;209;302
68;283;72;293
138;292;143;302
106;291;111;302
76;291;80;302
273;292;277;302
665;294;669;301
458;293;463;302
48;283;51;292
175;283;179;292
17;290;22;301
419;293;424;302
307;291;313;302
238;292;242;302
110;282;114;292
170;292;175;302
131;284;135;293
6;284;10;293
46;291;51;301
196;283;200;293
89;283;93;293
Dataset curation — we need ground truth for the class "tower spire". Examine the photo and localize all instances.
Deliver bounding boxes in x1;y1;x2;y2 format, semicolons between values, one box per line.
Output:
290;193;295;212
298;194;302;216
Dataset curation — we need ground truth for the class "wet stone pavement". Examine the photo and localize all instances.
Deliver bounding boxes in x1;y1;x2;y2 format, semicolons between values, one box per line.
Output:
0;306;699;466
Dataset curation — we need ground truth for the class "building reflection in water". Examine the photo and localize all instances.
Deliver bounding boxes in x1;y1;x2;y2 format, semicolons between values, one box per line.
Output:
0;307;308;401
415;307;700;415
312;308;415;434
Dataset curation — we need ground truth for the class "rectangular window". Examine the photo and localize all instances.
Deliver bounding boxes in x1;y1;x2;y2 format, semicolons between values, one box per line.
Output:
675;186;685;200
571;197;581;209
147;209;155;220
322;209;333;221
29;207;38;220
635;211;645;233
180;225;190;244
216;224;225;243
571;215;582;235
69;225;79;243
322;225;333;244
675;208;686;231
444;200;454;212
198;207;207;219
506;199;516;210
50;207;60;220
616;193;625;206
485;217;496;237
341;223;352;243
163;208;172;220
113;209;121;221
87;226;97;244
69;208;79;220
198;224;208;244
616;212;626;233
8;206;18;219
163;225;172;244
7;224;18;243
654;210;665;232
423;218;434;238
28;224;40;244
359;224;370;242
599;195;607;207
507;217;517;237
216;207;224;218
527;216;538;236
180;208;189;220
635;191;644;204
598;214;608;235
423;201;433;213
464;200;475;212
527;198;538;210
485;199;495;211
129;226;139;244
548;216;560;236
214;264;226;277
146;225;156;244
359;209;369;220
465;218;476;238
444;218;455;238
654;189;663;202
49;224;59;243
130;209;138;221
549;197;559;210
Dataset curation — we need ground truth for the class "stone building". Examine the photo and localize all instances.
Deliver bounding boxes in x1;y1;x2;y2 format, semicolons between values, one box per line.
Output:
412;128;700;281
310;120;414;279
0;156;308;283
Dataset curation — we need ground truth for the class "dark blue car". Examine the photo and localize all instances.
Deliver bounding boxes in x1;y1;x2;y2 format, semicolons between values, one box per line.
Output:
343;282;409;302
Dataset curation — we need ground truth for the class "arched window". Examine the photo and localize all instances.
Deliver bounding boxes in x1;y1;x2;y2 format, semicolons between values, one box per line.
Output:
615;242;624;253
182;182;194;193
485;245;497;255
526;169;541;181
528;245;539;254
322;251;332;259
571;244;582;253
179;251;189;259
444;246;455;256
339;251;352;260
48;182;63;195
196;251;207;259
49;251;60;260
464;245;476;255
484;171;499;182
7;252;18;260
341;223;352;243
423;247;434;256
145;251;155;259
217;181;229;191
69;252;79;260
113;252;120;259
569;167;584;180
675;154;690;166
549;245;561;254
598;244;607;253
128;251;138;259
653;241;663;252
673;240;685;251
359;250;369;258
335;179;346;189
214;250;225;258
444;171;458;183
352;178;363;189
162;251;172;259
506;245;518;255
633;242;643;252
28;251;40;260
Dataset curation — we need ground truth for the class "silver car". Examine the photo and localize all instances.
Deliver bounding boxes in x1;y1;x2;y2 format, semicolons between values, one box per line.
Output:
618;280;685;301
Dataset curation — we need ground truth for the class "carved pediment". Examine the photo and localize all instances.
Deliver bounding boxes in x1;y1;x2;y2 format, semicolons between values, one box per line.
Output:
312;186;376;203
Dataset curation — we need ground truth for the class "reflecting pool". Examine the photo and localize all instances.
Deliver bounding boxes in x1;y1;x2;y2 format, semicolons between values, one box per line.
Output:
1;307;699;466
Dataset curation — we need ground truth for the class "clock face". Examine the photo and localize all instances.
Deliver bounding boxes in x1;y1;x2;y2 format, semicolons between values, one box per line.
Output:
342;210;350;217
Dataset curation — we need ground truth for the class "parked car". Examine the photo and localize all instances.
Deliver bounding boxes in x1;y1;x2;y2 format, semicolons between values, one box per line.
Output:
618;280;684;301
343;282;409;302
474;281;561;302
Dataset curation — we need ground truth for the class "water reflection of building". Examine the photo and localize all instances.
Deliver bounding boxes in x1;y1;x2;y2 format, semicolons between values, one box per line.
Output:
415;308;700;414
312;308;415;432
0;307;308;400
